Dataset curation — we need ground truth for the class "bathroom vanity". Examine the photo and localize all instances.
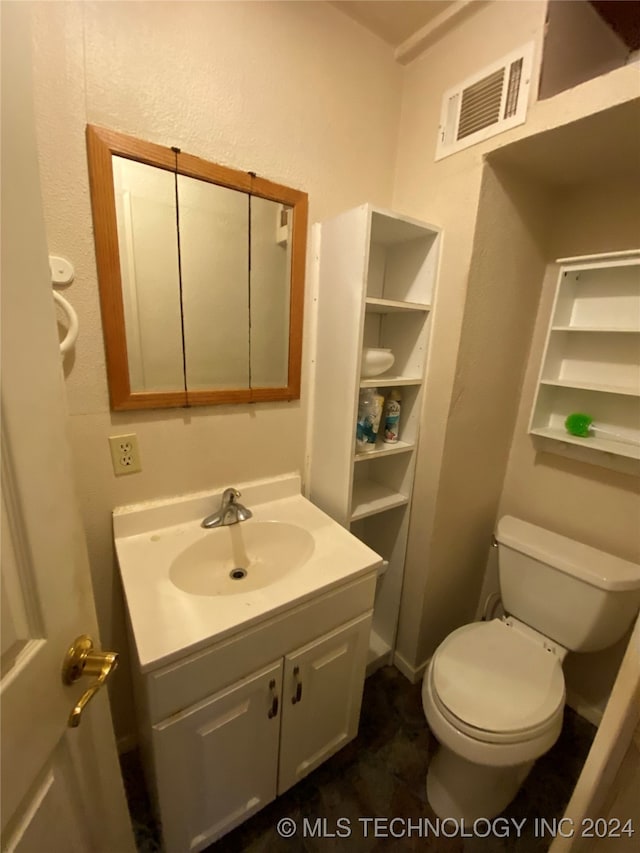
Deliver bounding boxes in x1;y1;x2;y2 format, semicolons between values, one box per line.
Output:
115;474;381;852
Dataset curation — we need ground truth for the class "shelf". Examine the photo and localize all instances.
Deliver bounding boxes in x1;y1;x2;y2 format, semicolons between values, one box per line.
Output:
365;297;430;313
541;330;639;392
311;204;440;681
531;427;640;461
552;326;640;333
530;252;640;472
540;379;640;397
350;480;409;521
354;440;414;462
558;250;640;264
553;262;640;328
359;376;422;389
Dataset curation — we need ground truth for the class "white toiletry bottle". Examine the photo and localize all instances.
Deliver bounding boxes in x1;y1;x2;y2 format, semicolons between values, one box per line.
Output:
383;388;402;444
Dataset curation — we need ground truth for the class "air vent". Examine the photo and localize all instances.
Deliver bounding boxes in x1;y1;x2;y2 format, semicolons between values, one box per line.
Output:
436;43;534;160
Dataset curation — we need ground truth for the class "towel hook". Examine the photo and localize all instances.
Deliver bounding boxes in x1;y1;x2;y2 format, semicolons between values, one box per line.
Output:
52;290;79;355
50;255;78;356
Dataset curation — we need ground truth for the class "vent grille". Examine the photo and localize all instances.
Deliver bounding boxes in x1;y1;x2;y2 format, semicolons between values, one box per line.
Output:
457;68;505;140
504;58;524;119
436;43;534;160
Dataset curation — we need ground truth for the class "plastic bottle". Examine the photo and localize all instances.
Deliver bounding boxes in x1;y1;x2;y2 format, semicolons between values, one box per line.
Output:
356;388;384;452
382;388;402;444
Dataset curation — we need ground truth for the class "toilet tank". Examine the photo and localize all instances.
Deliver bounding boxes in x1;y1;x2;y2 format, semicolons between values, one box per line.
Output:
496;516;640;652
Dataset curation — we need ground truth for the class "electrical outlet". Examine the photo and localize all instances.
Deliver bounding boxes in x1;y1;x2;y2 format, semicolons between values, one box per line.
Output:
109;434;141;476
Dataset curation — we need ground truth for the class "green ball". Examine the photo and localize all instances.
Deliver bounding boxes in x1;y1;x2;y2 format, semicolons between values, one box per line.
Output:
565;413;593;438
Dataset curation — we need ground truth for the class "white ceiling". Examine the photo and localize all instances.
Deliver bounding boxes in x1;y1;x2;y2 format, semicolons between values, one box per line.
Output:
330;1;456;47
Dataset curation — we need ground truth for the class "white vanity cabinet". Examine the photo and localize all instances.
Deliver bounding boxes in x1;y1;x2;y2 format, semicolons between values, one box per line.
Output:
133;577;375;853
278;614;370;793
117;478;382;851
153;661;282;852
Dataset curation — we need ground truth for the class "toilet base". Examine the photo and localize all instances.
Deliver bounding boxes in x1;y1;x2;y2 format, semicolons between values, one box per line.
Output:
427;745;534;821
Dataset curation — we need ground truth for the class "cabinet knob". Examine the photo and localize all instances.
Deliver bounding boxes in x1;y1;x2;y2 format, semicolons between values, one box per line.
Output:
291;665;303;704
268;678;279;719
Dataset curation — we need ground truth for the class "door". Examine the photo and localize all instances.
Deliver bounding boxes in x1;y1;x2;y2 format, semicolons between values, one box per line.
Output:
0;4;135;851
152;661;282;853
278;612;372;794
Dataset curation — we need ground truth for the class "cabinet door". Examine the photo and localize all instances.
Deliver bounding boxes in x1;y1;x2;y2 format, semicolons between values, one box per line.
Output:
278;611;372;794
152;660;282;853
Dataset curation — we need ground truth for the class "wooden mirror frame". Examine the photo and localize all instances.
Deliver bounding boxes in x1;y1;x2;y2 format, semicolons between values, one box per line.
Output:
86;125;308;410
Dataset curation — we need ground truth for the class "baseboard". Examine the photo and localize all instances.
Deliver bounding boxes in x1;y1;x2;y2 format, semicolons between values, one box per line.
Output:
565;690;604;727
366;651;392;678
117;732;138;755
393;650;429;684
366;629;393;678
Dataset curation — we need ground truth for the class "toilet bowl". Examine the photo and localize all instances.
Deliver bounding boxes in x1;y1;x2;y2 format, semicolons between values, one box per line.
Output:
421;516;640;821
422;618;565;819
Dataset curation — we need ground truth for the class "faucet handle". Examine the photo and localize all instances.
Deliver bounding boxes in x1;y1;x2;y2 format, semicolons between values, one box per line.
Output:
221;487;240;504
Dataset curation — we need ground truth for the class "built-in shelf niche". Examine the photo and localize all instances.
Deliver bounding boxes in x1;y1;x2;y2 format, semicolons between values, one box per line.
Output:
351;452;413;522
354;383;421;456
309;203;441;673
361;311;427;383
540;331;640;396
366;212;438;303
350;504;409;670
529;251;640;472
553;262;639;329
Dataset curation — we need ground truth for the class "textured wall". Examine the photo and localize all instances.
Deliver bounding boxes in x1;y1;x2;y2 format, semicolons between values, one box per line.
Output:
416;163;551;657
393;0;547;668
29;0;402;741
497;177;640;720
28;0;640;744
500;178;640;562
391;0;640;673
539;0;629;99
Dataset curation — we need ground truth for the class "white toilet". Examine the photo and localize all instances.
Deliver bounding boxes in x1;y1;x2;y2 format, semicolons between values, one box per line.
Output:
422;515;640;821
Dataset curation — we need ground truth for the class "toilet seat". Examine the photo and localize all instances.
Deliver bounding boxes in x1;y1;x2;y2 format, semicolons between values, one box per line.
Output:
430;619;565;745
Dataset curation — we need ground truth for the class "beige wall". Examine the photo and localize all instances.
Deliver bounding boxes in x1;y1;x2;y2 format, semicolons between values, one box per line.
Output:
393;0;548;667
553;614;640;853
498;177;640;717
29;0;402;741
414;162;552;656
28;0;640;742
393;0;547;666
539;0;629;100
391;0;639;672
500;177;640;560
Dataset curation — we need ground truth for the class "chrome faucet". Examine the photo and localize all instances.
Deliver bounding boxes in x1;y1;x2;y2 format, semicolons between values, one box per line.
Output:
201;488;253;529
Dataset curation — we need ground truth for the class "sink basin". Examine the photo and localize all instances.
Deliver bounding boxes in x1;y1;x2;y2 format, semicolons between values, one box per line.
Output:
169;521;315;596
114;474;383;671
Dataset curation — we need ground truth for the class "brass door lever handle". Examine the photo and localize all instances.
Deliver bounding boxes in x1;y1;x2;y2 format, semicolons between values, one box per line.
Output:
62;635;118;728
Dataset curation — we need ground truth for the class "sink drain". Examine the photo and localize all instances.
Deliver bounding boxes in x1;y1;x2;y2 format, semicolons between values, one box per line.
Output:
229;567;248;580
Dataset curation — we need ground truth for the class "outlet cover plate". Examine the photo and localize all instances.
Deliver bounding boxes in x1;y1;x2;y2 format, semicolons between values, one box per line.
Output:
109;434;142;476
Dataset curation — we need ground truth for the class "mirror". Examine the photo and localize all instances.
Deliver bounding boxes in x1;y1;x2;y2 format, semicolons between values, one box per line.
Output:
86;125;307;409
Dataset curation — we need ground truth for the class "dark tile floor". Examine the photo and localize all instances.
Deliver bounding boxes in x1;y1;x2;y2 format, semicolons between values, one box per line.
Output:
121;666;596;853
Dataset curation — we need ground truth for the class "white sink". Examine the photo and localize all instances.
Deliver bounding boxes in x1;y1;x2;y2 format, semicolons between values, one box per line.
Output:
169;521;315;596
113;474;382;672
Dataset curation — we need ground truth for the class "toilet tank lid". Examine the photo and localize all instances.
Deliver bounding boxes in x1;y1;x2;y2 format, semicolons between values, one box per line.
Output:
496;516;640;592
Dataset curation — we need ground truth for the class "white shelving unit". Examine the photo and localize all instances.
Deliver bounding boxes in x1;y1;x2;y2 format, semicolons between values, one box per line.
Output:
309;204;441;673
529;251;640;474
